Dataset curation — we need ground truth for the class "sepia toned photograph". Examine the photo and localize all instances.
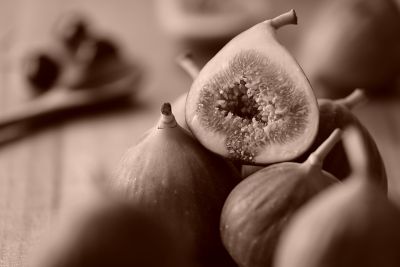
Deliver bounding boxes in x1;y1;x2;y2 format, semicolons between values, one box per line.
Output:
0;0;399;266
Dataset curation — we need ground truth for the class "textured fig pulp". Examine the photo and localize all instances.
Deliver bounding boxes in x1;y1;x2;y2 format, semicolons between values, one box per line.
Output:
186;10;319;164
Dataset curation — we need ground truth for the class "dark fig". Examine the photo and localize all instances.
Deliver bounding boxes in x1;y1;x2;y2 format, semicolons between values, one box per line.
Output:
185;10;319;165
220;129;341;267
110;103;241;266
242;89;387;193
301;89;387;190
275;127;400;267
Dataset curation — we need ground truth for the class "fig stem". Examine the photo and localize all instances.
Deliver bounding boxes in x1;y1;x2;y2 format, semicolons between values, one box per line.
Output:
342;126;369;179
176;52;200;79
270;9;298;29
336;89;367;110
306;129;342;168
158;103;177;129
161;102;172;115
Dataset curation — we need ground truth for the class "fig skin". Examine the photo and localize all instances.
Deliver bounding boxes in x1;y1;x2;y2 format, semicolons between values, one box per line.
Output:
185;10;319;165
220;130;341;267
297;0;400;98
274;127;400;267
172;92;190;132
173;52;200;133
242;90;387;193
32;201;183;267
110;103;241;266
297;89;387;191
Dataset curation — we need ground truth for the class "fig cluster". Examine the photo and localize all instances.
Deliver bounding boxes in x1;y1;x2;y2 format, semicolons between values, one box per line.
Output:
172;8;396;267
33;9;398;267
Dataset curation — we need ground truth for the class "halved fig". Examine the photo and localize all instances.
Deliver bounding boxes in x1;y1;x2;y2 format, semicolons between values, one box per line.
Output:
185;10;319;164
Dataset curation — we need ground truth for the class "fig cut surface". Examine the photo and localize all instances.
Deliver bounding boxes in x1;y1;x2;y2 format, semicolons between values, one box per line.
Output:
186;13;319;164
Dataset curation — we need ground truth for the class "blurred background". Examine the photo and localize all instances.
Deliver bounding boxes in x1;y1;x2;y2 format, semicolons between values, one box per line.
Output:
0;0;399;266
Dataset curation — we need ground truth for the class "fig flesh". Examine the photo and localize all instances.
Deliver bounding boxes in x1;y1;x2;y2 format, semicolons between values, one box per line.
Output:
275;127;400;267
185;10;319;164
110;103;241;265
220;129;341;267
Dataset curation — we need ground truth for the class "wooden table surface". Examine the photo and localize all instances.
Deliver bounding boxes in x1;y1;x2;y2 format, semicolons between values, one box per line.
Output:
0;1;399;266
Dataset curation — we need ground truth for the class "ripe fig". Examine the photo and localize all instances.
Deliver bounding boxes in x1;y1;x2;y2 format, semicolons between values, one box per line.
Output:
301;89;387;189
274;127;400;267
242;89;387;192
220;129;341;267
110;103;241;266
185;10;319;165
175;53;244;174
33;201;182;267
297;0;400;98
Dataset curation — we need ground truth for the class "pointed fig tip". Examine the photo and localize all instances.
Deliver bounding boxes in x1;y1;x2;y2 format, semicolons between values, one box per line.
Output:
161;102;172;115
291;9;298;25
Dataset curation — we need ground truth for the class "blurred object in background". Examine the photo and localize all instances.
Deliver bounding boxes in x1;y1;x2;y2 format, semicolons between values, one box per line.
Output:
53;12;91;56
154;0;273;43
31;198;184;267
296;0;400;99
51;11;138;89
25;11;139;91
0;11;142;146
24;51;62;95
